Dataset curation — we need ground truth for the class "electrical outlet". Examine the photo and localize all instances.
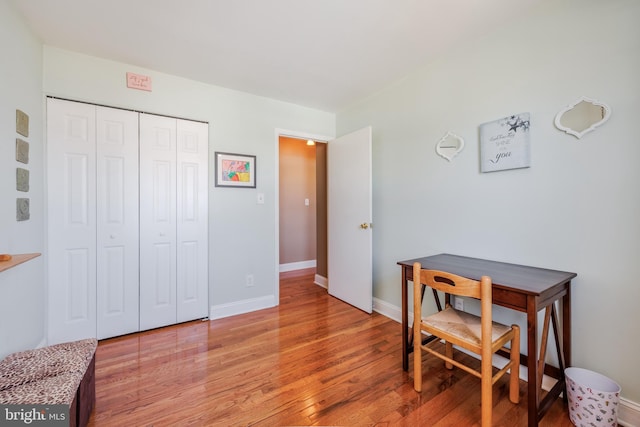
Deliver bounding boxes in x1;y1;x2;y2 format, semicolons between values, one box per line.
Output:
246;274;254;287
454;296;464;311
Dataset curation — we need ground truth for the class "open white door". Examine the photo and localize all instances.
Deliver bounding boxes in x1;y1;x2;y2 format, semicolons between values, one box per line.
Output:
327;126;373;313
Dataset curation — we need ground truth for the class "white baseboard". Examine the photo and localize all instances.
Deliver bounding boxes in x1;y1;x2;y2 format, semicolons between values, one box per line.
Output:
373;297;402;323
619;397;640;427
373;297;640;425
314;274;327;289
279;260;316;272
209;295;276;320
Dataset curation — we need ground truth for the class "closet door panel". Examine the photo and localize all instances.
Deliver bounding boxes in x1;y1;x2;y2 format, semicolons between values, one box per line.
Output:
47;98;97;344
96;106;139;339
151;242;173;303
139;114;177;330
176;120;209;322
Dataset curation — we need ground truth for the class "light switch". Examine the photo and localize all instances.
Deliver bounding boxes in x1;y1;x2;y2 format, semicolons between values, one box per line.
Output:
257;193;265;204
304;198;310;206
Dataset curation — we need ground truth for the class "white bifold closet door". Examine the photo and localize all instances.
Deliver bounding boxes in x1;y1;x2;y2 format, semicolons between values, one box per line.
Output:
47;99;98;344
175;119;209;323
95;106;140;339
47;99;140;342
48;99;208;344
139;114;178;330
139;114;208;331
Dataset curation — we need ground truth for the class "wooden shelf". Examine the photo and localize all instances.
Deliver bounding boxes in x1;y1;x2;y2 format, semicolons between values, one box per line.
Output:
0;253;41;273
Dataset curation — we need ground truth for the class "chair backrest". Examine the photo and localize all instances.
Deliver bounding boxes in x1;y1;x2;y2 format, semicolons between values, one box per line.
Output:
412;262;520;426
413;262;493;321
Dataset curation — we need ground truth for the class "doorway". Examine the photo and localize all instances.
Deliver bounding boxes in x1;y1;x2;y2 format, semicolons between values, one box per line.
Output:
275;127;373;313
275;130;331;302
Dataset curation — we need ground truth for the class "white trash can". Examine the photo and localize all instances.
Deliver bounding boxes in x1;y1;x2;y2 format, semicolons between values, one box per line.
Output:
565;367;621;427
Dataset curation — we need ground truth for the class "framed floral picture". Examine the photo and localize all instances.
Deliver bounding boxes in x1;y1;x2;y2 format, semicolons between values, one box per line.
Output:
214;152;256;188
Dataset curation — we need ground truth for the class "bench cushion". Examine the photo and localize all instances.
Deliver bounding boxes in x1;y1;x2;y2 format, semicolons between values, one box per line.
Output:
0;371;82;405
0;339;97;391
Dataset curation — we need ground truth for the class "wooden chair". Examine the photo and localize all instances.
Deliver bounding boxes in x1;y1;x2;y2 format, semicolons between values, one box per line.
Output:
412;262;520;427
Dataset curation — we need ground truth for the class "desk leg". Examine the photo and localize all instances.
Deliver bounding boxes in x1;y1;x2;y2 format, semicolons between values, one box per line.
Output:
402;267;409;371
563;284;571;371
562;284;572;403
527;297;540;427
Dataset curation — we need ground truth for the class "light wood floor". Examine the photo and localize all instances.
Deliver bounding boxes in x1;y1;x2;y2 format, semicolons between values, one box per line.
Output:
89;269;573;426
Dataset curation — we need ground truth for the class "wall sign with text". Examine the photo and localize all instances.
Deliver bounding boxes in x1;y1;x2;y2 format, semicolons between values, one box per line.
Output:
479;112;530;173
126;72;152;91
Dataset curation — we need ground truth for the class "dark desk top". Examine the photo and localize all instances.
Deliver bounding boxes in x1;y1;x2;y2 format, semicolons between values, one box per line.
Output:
398;253;577;296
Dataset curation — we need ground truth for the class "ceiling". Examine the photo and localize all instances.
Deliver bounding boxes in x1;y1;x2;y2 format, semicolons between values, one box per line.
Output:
10;0;540;113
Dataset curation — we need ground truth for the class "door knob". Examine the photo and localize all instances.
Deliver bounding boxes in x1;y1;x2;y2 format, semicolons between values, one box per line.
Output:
360;223;370;230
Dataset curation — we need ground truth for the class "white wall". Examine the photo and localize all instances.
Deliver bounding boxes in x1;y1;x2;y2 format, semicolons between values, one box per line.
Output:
337;0;640;402
0;1;45;358
1;3;335;355
41;47;335;322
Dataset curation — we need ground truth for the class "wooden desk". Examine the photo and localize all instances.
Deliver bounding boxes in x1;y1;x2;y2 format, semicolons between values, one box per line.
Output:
398;254;576;427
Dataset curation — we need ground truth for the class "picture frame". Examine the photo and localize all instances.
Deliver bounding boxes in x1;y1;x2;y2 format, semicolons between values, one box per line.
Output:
214;152;256;188
479;112;531;173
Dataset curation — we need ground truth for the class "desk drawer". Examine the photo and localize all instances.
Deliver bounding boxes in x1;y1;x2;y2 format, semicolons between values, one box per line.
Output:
493;288;527;311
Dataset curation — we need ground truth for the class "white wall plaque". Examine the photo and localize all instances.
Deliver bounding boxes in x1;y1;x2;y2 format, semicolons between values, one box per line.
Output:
479;112;530;173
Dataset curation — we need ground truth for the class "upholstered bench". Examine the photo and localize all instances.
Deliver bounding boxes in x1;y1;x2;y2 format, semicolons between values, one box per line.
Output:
0;338;97;427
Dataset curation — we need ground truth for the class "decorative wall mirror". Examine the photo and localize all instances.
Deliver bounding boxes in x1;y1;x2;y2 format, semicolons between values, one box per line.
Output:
435;131;464;161
554;96;611;139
